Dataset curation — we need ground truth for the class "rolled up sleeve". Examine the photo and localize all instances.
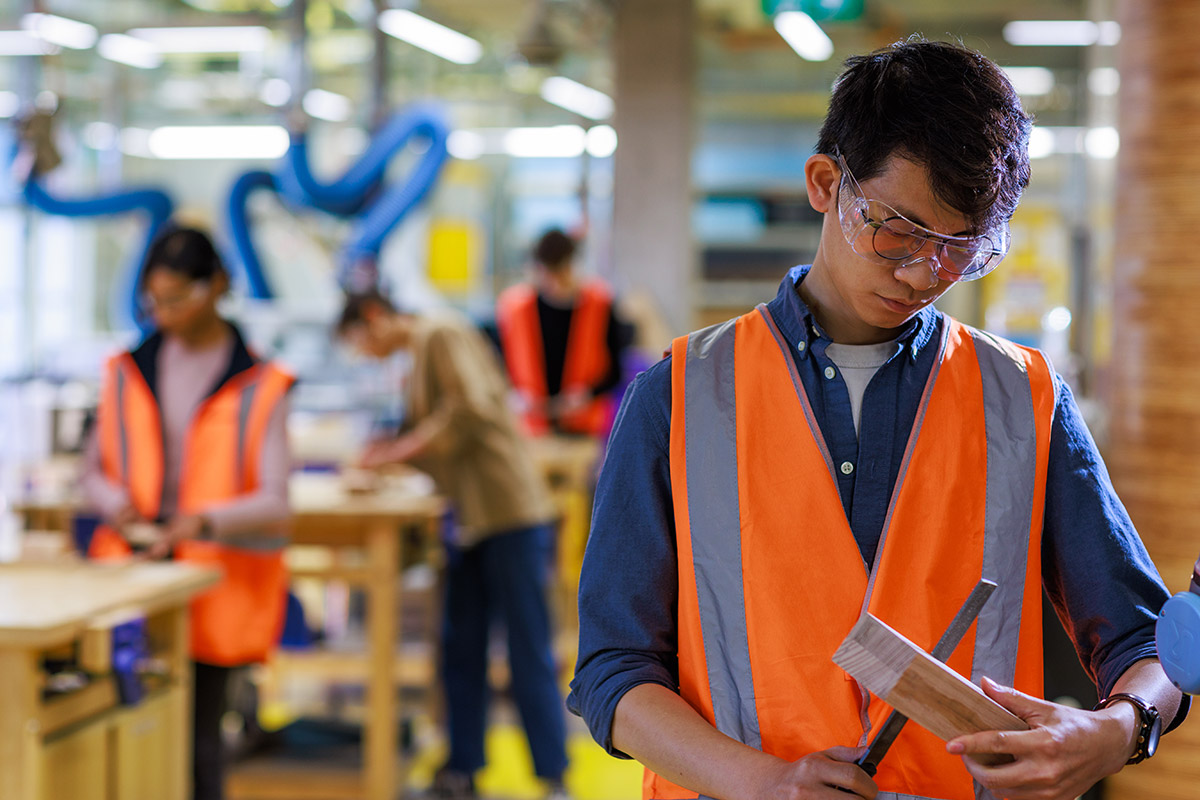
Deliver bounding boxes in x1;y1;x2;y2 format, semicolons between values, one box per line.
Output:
567;360;682;756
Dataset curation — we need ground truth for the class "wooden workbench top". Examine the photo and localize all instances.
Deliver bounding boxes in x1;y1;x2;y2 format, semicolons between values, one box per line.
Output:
0;562;220;650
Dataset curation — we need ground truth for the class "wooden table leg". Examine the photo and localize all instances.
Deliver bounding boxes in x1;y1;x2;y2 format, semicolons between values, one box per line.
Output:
365;520;400;800
167;605;192;800
0;649;43;800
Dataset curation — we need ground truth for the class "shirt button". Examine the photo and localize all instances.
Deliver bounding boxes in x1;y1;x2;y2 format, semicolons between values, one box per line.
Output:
797;340;807;352
840;461;855;475
824;366;836;380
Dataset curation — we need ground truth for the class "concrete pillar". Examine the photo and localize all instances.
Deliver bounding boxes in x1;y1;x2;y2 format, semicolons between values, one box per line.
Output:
611;0;695;338
1105;2;1200;795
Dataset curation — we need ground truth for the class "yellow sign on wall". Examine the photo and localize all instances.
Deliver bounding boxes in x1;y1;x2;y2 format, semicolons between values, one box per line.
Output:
427;219;481;293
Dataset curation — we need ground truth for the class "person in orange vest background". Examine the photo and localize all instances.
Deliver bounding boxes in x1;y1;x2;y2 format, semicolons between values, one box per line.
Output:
81;225;294;800
496;228;626;437
568;38;1188;800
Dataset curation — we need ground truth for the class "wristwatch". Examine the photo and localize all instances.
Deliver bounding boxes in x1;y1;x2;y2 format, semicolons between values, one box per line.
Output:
1094;692;1162;764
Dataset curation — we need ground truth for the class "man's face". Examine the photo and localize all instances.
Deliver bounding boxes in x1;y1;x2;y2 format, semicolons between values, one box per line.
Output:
343;320;391;360
807;153;978;342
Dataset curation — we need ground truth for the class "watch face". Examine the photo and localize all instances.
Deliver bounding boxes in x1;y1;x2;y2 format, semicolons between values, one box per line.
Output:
1146;714;1163;759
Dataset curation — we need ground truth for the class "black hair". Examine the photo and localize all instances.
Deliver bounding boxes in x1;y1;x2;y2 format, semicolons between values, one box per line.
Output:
139;226;227;289
816;36;1033;234
336;289;396;336
534;228;577;272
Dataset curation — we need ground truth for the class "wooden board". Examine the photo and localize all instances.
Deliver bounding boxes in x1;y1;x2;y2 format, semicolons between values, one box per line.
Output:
833;614;1027;765
0;562;219;649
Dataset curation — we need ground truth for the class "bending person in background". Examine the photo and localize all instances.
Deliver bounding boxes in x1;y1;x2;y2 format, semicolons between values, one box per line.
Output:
337;290;569;800
81;226;294;800
497;228;625;437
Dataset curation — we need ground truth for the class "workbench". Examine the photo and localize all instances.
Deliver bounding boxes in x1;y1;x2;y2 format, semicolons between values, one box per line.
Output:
227;471;446;800
0;561;220;800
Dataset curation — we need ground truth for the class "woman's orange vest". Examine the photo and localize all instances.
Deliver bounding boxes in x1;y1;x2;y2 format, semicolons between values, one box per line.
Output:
496;281;613;436
655;305;1056;800
89;333;295;667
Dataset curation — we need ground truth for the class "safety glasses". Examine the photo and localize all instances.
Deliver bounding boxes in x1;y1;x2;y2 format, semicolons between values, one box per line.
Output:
834;153;1008;282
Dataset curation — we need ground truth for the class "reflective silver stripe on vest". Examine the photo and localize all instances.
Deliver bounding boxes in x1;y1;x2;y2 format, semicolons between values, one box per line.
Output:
968;329;1036;691
968;329;1039;800
236;380;259;491
684;318;762;751
878;793;943;800
115;366;130;482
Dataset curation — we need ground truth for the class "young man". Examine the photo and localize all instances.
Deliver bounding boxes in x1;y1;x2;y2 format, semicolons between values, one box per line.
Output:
568;38;1188;800
496;228;625;437
338;292;569;800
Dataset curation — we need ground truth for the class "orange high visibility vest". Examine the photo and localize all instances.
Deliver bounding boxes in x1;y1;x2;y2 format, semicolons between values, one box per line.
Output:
496;281;613;436
89;334;295;666
654;305;1055;800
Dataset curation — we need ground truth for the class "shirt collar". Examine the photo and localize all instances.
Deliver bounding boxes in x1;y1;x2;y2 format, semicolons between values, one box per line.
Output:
770;265;939;362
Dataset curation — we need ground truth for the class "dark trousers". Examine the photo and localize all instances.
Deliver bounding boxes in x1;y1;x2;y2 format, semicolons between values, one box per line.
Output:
193;661;232;800
441;523;569;779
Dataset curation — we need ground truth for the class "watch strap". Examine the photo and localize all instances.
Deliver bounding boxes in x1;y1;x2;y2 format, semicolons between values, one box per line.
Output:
1094;692;1160;764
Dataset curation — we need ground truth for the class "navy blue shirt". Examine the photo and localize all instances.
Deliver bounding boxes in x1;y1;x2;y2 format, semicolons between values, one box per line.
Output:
568;266;1188;756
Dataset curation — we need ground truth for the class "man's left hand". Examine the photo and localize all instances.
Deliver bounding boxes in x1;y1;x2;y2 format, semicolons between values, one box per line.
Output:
946;676;1137;800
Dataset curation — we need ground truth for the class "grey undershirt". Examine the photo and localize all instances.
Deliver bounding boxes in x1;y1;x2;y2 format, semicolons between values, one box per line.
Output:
824;339;897;436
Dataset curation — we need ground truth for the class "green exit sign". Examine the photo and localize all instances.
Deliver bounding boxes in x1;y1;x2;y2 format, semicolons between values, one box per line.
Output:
763;0;864;21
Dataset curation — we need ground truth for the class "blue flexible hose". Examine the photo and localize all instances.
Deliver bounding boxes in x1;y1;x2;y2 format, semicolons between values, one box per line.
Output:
23;177;175;332
226;103;451;296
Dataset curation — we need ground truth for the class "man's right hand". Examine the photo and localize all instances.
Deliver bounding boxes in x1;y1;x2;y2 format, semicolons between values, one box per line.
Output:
112;503;144;529
751;747;878;800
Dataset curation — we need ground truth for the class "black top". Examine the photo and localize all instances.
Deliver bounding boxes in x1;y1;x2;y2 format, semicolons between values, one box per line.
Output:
536;294;626;398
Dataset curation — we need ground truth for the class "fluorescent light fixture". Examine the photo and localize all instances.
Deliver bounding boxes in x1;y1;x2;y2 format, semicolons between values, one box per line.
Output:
504;125;586;158
1085;126;1119;159
0;90;19;118
98;33;162;69
83;121;118;149
144;125;289;160
127;26;271;54
260;78;292;107
447;130;485;160
1027;126;1054;159
378;9;482;65
1002;66;1055;96
540;77;613;121
1003;20;1120;47
1089;67;1120;96
1045;306;1072;332
0;30;53;56
21;13;97;50
585;125;617;158
303;88;352;122
119;127;152;158
774;11;833;61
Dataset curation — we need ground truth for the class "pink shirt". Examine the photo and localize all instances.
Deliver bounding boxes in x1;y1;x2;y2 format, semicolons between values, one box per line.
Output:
81;331;291;539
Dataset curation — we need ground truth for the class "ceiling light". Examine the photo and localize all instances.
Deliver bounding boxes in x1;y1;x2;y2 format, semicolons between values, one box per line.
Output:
774;11;833;61
0;31;54;56
126;26;271;54
0;90;19;118
1089;67;1120;96
260;78;292;107
21;13;97;50
585;125;617;158
447;130;486;160
540;77;613;121
1085;127;1119;159
378;10;482;65
1002;66;1055;96
504;125;586;158
302;89;352;122
145;125;290;160
1027;127;1055;159
98;33;162;69
1003;20;1120;47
